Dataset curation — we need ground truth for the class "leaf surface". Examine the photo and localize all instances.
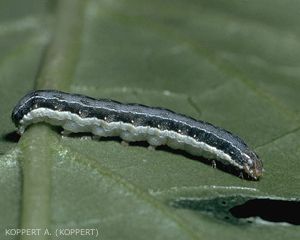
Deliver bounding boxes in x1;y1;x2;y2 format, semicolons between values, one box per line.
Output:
0;0;299;239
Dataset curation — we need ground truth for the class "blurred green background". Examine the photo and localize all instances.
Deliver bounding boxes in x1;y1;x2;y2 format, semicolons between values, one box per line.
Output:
0;0;299;239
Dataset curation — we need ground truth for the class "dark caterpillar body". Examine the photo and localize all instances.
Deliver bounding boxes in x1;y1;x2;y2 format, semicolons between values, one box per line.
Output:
12;90;263;180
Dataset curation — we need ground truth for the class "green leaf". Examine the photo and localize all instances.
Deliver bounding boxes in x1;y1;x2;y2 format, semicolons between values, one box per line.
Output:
1;0;299;239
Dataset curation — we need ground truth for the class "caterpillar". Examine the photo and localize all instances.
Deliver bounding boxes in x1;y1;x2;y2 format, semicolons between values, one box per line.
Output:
11;90;263;180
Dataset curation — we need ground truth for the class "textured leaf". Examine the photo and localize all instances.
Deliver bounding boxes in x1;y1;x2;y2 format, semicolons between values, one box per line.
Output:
0;0;299;239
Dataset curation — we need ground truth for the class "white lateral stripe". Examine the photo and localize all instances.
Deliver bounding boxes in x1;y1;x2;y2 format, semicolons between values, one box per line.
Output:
21;108;243;169
19;95;249;160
